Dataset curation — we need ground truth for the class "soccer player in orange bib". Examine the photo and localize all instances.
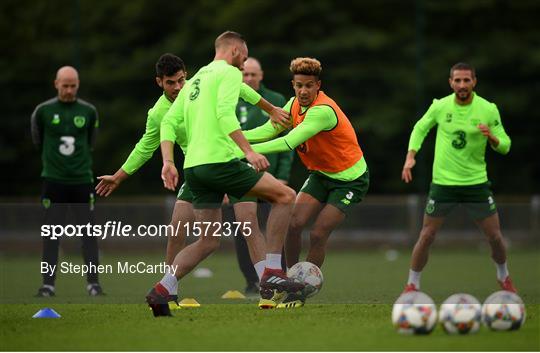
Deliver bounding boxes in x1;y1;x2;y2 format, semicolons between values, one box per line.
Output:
236;57;369;307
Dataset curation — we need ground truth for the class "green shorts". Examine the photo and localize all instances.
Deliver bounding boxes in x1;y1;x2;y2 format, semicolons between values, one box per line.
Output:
300;169;369;214
184;160;263;209
177;182;257;204
228;194;258;204
425;183;497;220
176;182;193;202
227;158;259;204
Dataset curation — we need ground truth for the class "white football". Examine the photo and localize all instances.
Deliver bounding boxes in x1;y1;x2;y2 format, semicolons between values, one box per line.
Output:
482;291;526;331
392;291;437;334
439;293;482;334
287;262;323;298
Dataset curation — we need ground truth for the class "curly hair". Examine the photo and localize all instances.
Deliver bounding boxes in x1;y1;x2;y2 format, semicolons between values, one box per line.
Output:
155;53;185;78
290;57;322;77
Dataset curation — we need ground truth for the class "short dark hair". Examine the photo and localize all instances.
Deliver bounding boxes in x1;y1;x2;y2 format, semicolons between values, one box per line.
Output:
450;62;476;78
215;31;246;49
156;53;185;78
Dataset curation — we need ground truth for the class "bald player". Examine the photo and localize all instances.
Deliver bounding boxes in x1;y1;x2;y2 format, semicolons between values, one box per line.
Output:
31;66;102;297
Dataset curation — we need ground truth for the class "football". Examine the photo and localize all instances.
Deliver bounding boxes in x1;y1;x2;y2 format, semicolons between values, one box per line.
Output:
287;261;323;298
482;290;526;331
439;293;482;334
392;291;437;334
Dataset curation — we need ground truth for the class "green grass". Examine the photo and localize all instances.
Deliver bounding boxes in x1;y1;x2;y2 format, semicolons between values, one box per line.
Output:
1;248;539;350
1;304;538;351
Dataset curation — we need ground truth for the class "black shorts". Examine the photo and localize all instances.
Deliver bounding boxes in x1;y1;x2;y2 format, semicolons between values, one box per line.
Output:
41;180;95;207
41;180;95;225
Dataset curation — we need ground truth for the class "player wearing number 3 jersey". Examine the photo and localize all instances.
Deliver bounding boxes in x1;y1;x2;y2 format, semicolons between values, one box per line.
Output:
401;62;517;294
31;74;98;184
31;66;102;297
146;31;303;316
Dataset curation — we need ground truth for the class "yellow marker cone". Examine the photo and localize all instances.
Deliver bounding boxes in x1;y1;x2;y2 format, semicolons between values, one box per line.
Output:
221;290;246;299
179;298;201;308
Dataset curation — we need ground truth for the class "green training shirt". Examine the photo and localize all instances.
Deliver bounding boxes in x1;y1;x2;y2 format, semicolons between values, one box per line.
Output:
240;97;367;182
408;92;510;185
121;94;177;175
31;97;99;184
161;60;253;169
123;83;261;174
236;83;293;181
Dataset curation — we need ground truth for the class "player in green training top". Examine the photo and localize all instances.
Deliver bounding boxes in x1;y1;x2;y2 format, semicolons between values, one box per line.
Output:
95;53;188;267
149;31;303;316
95;54;289;275
31;66;102;297
401;62;517;293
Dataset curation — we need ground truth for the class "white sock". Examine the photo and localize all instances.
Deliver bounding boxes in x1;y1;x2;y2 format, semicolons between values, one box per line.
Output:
408;269;422;288
265;253;282;270
495;262;509;281
159;272;178;295
254;260;265;280
43;284;55;292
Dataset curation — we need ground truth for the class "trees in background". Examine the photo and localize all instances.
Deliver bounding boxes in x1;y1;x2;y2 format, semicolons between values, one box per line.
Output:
2;0;538;196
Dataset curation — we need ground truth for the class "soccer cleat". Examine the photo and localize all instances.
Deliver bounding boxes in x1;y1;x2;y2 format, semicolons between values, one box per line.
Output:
402;283;419;294
145;283;173;317
498;276;518;293
149;295;179;311
258;268;304;309
276;292;306;309
87;283;105;296
35;285;55;297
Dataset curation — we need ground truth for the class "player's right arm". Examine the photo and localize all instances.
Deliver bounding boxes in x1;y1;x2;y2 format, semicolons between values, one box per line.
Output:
402;101;439;183
229;130;269;172
219;68;269;172
96;111;161;197
233;104;335;158
401;150;417;183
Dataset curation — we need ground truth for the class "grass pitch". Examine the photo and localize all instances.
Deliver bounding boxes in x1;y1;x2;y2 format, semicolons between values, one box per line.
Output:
1;248;539;350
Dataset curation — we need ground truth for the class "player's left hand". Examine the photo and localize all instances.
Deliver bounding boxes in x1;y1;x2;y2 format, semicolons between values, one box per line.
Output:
401;156;416;183
161;162;179;191
478;124;491;137
269;107;291;129
478;124;500;147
